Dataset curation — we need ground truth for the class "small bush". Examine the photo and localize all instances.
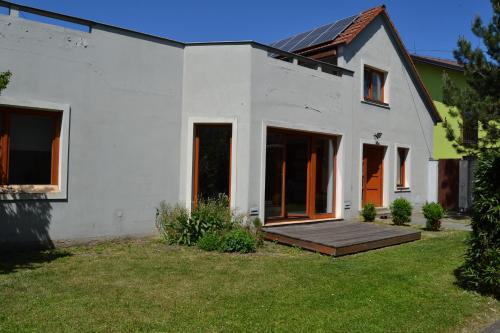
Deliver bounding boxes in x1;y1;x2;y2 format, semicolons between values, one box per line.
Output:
253;217;263;229
422;202;445;231
219;228;257;253
190;195;233;233
155;195;232;246
155;202;190;245
361;203;376;222
390;198;412;225
197;232;222;251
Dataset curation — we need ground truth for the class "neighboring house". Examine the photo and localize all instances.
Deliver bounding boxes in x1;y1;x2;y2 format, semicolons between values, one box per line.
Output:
411;55;474;212
0;2;440;247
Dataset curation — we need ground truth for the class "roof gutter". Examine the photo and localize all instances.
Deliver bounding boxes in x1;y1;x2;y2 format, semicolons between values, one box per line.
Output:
0;0;354;76
186;41;354;76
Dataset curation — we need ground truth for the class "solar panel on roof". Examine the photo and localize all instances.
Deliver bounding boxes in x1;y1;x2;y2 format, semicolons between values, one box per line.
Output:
271;36;294;50
270;14;359;53
289;23;332;52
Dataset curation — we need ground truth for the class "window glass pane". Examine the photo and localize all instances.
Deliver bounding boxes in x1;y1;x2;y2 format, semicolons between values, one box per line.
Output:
285;135;309;215
372;72;382;101
364;70;371;98
315;138;335;214
9;113;54;185
195;125;231;203
265;133;285;218
397;148;408;187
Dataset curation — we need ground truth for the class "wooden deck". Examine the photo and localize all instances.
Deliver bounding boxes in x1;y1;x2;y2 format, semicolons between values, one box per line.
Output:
262;221;421;256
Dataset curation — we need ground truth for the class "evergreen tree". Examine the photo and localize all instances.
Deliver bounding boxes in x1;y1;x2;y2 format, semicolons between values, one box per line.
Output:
445;0;500;297
442;0;499;155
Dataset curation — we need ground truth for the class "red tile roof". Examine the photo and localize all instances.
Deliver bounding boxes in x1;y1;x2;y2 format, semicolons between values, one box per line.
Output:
332;6;386;45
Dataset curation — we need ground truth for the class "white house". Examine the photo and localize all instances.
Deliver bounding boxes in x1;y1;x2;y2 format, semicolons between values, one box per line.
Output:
0;2;440;247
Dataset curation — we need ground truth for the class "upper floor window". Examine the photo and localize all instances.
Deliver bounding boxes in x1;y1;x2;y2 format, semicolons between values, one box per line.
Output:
364;66;386;104
0;108;61;187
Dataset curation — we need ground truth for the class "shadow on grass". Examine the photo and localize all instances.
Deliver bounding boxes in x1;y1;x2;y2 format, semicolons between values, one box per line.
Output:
0;192;70;274
0;249;72;274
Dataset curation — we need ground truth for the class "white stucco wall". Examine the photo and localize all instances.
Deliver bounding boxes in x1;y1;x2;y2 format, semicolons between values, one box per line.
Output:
340;15;435;212
0;13;184;245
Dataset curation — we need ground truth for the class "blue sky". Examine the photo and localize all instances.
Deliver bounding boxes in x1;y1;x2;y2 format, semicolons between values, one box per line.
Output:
3;0;493;59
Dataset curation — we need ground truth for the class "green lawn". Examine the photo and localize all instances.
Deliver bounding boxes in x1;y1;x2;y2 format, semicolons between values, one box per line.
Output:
0;231;498;333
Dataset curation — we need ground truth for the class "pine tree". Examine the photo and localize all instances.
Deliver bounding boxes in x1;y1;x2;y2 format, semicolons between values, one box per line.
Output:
442;0;499;155
445;0;500;297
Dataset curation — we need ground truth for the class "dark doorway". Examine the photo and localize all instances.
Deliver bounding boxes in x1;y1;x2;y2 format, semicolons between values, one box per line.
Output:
438;159;459;211
192;124;232;205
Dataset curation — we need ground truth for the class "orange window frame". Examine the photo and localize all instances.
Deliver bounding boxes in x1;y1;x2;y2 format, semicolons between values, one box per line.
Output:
265;127;337;222
364;66;385;103
0;107;62;186
192;124;232;207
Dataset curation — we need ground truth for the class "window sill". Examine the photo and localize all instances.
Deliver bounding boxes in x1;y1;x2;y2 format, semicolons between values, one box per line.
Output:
362;99;390;109
0;185;64;200
395;187;411;193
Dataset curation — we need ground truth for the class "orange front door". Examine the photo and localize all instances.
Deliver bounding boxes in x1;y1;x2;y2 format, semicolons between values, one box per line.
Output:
362;145;384;207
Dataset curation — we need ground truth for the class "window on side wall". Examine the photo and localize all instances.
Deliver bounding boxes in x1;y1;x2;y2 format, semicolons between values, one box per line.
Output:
364;66;386;104
396;147;409;189
0;108;62;191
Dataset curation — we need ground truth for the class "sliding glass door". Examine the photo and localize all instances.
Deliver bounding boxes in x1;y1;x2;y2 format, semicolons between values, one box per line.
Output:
265;128;337;222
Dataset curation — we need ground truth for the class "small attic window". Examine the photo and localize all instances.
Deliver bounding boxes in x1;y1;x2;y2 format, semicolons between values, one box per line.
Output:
364;66;386;104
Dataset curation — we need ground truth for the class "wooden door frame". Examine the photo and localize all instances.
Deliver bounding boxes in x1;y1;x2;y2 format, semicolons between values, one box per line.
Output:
265;127;337;222
309;135;337;220
192;123;232;208
361;143;384;207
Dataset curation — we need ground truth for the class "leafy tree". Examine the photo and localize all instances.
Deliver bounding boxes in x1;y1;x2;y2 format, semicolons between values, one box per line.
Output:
0;71;11;93
442;0;499;155
455;151;500;297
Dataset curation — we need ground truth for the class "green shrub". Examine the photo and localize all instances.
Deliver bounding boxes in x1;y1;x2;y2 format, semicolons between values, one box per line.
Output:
155;195;233;246
197;232;222;251
155;202;190;245
456;151;500;297
219;228;257;253
190;195;233;232
361;203;376;222
253;217;263;229
422;202;445;231
390;198;412;225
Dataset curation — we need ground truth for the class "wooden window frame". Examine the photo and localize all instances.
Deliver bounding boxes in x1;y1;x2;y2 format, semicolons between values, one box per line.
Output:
0;107;62;187
265;127;337;223
364;66;386;104
397;147;409;189
192;124;232;208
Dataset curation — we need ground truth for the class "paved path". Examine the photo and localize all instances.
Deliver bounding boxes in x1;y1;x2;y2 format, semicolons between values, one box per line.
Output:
351;211;472;231
410;211;472;231
482;320;500;333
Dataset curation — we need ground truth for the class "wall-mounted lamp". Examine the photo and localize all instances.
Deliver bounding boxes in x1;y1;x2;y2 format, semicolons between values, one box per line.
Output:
374;132;383;140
